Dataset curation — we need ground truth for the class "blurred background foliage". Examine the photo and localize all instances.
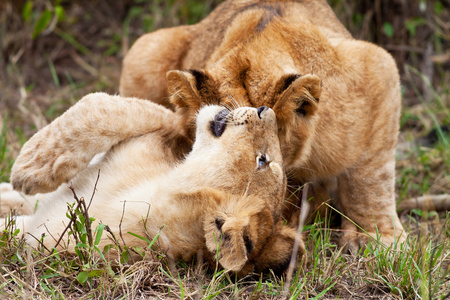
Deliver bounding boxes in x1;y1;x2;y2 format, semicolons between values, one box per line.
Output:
0;0;449;190
0;0;448;118
330;0;449;105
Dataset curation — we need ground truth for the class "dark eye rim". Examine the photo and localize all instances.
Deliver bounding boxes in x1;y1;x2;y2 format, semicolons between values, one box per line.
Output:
257;154;268;169
215;218;225;231
294;102;312;117
210;109;229;137
243;234;253;256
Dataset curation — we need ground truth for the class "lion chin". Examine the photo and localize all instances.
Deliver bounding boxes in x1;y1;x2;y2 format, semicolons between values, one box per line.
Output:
120;0;407;251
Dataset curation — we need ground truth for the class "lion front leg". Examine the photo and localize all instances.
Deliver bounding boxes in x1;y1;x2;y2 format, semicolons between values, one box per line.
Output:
11;93;185;195
337;157;406;253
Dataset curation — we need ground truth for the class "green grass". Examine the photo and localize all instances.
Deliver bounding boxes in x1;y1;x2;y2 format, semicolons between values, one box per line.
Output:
0;116;15;183
1;208;448;298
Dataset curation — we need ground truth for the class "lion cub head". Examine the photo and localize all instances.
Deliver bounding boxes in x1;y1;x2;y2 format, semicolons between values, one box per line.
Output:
189;105;304;275
191;105;285;214
203;193;304;276
167;69;321;169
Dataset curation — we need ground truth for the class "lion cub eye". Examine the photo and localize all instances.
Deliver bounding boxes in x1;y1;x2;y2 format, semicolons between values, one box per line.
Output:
243;234;253;256
256;153;268;169
210;109;229;137
294;102;312;116
215;218;225;230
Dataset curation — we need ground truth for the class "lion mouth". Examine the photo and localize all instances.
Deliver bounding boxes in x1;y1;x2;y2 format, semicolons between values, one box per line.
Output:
210;109;229;137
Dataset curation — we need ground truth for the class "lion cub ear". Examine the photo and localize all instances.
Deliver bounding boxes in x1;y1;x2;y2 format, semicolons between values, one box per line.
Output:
273;74;321;119
253;225;306;275
166;69;218;112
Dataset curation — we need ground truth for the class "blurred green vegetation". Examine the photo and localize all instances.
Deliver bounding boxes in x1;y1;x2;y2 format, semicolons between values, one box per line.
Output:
1;0;448;104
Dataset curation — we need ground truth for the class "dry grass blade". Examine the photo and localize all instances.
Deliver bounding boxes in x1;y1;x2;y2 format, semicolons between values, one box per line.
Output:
283;183;310;298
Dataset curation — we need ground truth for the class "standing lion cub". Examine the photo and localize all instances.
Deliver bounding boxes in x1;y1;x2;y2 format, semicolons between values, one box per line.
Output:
120;0;406;251
3;93;304;275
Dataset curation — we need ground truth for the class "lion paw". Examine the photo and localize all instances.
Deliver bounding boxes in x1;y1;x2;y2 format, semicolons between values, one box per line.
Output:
0;185;36;215
339;223;407;254
339;233;368;254
11;136;84;195
0;182;13;193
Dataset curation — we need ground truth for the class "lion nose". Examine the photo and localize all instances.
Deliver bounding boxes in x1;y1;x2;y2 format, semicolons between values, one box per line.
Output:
256;106;269;119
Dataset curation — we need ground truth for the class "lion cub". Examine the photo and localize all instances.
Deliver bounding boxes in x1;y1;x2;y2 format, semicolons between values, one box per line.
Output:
2;93;304;275
120;0;407;251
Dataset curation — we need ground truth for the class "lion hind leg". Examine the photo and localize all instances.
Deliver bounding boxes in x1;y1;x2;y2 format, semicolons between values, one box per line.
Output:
0;183;36;216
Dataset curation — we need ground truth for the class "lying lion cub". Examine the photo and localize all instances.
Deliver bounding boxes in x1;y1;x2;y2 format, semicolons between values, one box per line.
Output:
120;0;406;251
3;93;304;275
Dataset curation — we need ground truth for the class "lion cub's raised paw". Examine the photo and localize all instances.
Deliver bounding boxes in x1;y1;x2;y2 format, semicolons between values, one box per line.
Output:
11;128;88;195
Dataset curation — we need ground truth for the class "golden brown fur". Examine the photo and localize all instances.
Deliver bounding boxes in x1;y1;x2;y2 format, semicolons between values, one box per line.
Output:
120;0;406;251
3;93;304;275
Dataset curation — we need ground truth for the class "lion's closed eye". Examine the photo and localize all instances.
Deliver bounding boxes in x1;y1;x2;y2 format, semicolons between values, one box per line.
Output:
243;232;253;256
256;153;269;169
215;218;225;230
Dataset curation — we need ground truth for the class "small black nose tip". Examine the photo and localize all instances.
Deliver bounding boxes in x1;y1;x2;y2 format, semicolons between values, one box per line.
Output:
257;106;269;119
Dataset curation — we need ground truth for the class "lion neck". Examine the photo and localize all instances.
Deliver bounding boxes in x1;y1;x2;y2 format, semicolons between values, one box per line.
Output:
166;147;255;196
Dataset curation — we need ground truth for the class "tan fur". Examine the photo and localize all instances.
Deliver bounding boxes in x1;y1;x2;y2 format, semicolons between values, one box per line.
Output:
120;0;406;251
3;93;304;275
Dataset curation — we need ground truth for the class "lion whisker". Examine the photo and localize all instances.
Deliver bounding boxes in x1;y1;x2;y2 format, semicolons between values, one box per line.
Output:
222;103;234;113
225;94;243;111
282;202;301;210
242;181;251;198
